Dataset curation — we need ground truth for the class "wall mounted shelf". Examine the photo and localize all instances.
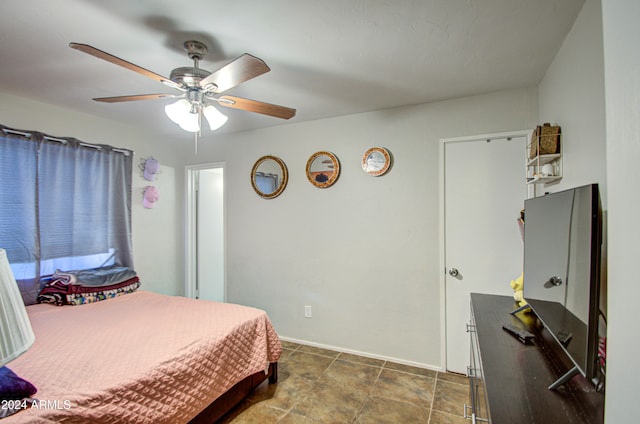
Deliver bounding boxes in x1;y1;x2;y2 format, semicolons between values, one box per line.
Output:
526;131;562;186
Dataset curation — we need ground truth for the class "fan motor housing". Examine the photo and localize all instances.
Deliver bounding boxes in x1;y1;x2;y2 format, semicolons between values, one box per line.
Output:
169;67;212;87
183;40;207;60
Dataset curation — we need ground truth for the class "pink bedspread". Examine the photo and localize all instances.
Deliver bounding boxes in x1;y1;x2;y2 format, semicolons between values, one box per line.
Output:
4;291;282;423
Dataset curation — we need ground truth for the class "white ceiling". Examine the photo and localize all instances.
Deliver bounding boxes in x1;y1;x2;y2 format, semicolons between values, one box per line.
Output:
0;0;584;139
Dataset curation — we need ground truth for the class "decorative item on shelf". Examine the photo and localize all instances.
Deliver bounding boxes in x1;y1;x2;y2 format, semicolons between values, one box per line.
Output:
361;147;392;176
540;163;555;177
529;123;561;159
250;155;289;199
142;185;159;209
526;123;562;186
140;157;160;181
528;126;540;159
539;123;561;155
306;151;340;188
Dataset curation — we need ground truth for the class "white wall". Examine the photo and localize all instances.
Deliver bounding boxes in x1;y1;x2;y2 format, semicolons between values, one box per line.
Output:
0;93;185;296
538;0;607;200
186;87;538;367
601;1;639;422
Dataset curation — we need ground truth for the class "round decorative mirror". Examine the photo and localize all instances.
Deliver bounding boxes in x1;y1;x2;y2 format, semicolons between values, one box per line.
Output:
306;151;340;188
362;147;391;176
251;155;288;199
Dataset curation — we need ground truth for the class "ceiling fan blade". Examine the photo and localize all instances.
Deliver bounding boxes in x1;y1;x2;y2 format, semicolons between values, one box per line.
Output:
69;43;181;90
93;94;178;103
200;54;270;94
218;95;296;119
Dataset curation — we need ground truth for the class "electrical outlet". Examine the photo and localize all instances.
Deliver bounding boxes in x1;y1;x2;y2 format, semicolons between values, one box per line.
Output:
304;305;312;318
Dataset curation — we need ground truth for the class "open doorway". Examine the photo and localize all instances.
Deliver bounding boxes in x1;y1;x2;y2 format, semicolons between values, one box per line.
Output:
185;163;225;301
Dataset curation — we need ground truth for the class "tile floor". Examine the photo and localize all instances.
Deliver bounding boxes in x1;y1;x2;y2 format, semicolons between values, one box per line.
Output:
218;341;470;423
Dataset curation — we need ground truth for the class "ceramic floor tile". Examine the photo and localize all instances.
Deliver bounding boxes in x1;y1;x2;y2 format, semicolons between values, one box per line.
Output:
220;344;471;423
323;359;381;393
291;376;369;423
246;373;316;411
383;361;437;378
337;352;385;368
297;344;341;358
280;340;302;350
369;368;436;406
279;348;296;363
282;351;336;381
436;371;468;385
429;409;470;424
432;379;470;416
217;401;285;424
356;395;430;424
277;411;320;423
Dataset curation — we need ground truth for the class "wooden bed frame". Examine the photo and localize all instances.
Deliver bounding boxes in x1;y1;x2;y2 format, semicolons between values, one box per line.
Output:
188;362;278;424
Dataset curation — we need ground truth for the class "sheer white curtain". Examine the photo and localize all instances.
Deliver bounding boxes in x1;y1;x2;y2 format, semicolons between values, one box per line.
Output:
0;125;133;304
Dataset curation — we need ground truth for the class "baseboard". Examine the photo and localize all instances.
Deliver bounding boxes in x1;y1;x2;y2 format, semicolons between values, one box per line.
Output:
278;336;444;372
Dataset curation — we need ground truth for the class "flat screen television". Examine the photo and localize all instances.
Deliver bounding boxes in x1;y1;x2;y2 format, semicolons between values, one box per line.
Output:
522;183;604;390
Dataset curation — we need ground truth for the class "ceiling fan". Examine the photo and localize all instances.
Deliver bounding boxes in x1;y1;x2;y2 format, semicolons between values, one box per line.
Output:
69;40;296;135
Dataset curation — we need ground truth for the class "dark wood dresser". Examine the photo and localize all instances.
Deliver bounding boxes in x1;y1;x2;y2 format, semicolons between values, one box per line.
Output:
467;293;604;424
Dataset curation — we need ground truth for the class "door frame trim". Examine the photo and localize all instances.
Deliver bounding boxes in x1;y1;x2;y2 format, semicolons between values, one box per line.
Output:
184;161;226;299
439;129;532;372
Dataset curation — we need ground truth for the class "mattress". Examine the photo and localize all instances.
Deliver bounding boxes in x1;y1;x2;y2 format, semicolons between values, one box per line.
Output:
4;290;282;423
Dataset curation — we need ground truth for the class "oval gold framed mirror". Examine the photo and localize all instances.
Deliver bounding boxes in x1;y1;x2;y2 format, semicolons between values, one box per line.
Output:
306;151;340;188
362;147;391;176
251;155;288;199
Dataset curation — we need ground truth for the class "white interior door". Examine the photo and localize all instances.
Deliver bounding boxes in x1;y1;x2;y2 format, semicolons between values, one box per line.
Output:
197;168;225;302
443;133;527;373
185;164;225;302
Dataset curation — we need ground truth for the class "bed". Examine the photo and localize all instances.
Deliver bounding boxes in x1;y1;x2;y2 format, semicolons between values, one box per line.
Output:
3;290;282;423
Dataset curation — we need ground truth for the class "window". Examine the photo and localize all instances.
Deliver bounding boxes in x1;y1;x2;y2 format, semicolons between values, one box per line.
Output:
0;125;133;304
255;172;278;194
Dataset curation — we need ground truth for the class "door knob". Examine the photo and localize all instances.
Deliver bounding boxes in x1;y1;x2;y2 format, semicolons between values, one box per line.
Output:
448;268;459;277
545;276;563;287
549;276;563;286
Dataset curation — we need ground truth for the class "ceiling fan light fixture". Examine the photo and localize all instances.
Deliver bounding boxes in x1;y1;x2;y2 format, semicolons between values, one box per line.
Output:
165;99;200;132
178;112;200;133
70;41;296;144
203;104;228;131
164;98;190;122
